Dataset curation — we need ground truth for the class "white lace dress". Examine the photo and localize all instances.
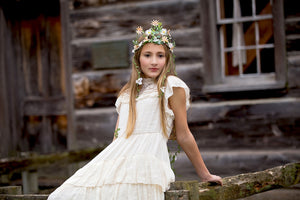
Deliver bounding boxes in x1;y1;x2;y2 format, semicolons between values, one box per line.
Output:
47;76;190;200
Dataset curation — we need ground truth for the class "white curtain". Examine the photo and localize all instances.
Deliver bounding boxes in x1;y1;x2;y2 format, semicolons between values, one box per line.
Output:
232;0;247;67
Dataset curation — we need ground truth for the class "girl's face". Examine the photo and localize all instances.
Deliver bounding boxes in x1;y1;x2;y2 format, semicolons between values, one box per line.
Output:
139;43;166;79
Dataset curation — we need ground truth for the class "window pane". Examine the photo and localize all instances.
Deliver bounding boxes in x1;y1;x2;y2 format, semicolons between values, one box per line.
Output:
256;0;272;15
240;0;252;17
220;0;233;19
225;49;258;76
260;48;275;73
244;49;257;74
243;21;256;46
221;24;233;48
259;19;274;45
224;51;236;76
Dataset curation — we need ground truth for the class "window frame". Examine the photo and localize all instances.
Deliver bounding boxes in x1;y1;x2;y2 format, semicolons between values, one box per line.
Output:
200;0;286;93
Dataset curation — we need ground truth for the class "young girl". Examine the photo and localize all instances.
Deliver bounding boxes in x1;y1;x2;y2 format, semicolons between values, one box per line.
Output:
48;20;222;200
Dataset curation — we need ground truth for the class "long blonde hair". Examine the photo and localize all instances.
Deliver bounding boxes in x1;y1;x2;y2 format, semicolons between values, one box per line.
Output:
118;43;176;139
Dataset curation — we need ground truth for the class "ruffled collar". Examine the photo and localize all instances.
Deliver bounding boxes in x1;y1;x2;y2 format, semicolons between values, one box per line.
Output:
139;78;157;95
142;78;156;88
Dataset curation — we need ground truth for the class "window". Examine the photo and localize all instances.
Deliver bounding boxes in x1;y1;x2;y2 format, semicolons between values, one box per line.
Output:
201;0;286;93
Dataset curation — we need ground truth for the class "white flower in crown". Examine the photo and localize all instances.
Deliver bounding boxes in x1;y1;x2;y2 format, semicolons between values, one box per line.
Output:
160;86;166;93
161;28;167;35
151;20;160;26
134;44;139;51
143;37;149;43
136;26;143;35
136;78;143;85
145;29;151;35
168;43;174;51
153;37;159;43
138;42;143;47
162;36;169;43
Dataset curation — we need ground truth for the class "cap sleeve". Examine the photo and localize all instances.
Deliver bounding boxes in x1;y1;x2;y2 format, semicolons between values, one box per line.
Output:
115;91;129;114
164;76;190;117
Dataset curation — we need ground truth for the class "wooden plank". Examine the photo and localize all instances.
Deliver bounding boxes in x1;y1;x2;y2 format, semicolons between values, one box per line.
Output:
37;15;50;97
48;16;64;96
20;19;41;97
200;0;222;85
273;0;286;83
3;12;25;156
40;117;53;153
60;0;77;150
0;146;106;174
23;97;67;116
0;8;10;158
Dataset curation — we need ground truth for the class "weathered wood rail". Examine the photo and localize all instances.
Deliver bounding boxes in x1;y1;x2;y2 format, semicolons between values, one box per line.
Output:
0;148;299;199
0;147;106;175
0;147;106;194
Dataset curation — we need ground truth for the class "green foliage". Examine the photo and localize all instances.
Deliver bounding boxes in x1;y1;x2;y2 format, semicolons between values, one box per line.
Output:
114;128;120;138
168;144;181;173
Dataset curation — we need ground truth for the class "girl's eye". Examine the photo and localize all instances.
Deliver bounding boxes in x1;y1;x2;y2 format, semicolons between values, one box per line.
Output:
158;54;165;58
144;54;150;57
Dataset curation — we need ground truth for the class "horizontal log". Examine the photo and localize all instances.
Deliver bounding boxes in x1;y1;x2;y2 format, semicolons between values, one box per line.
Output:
0;160;299;200
0;194;48;200
69;0;200;39
0;146;106;175
0;186;22;195
165;162;300;199
197;162;300;200
23;97;67;116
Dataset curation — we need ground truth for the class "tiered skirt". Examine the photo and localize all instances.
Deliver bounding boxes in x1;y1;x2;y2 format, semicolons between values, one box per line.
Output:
48;133;174;200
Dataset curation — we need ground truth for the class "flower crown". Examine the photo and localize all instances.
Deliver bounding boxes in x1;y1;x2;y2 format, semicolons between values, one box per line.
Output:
132;20;175;53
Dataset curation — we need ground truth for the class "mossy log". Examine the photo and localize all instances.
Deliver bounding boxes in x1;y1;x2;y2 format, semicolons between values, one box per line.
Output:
0;163;299;200
0;194;48;200
197;162;300;200
164;162;300;200
0;186;22;195
0;146;106;175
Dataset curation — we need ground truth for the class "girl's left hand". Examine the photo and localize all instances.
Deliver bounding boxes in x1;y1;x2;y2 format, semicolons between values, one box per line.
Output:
202;174;223;186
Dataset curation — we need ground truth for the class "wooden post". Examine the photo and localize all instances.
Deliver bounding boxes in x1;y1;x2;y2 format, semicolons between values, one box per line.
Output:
60;0;76;151
0;4;23;158
0;6;10;158
21;170;38;194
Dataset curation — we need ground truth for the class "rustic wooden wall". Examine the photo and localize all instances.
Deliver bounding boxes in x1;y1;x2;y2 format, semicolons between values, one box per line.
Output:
0;4;23;157
0;7;11;157
0;0;75;157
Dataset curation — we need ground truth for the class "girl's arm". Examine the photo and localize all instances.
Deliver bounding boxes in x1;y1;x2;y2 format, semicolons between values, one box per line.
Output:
113;116;120;141
169;87;222;185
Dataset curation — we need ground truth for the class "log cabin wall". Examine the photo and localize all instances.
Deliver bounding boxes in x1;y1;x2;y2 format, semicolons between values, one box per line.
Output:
0;0;75;158
67;0;300;150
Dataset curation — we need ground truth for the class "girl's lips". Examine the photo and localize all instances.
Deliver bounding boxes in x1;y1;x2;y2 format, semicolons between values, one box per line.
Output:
149;68;159;72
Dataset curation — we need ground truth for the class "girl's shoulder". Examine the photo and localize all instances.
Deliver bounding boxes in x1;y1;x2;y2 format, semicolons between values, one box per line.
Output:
164;75;191;112
117;89;130;101
115;89;130;112
166;75;189;90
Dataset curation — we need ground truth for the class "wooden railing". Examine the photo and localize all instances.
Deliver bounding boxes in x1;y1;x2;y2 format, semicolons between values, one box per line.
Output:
0;146;106;194
0;148;299;200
